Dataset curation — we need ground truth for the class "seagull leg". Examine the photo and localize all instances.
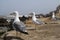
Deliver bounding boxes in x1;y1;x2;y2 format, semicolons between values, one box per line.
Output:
34;24;36;31
35;25;36;30
16;30;17;37
33;24;36;31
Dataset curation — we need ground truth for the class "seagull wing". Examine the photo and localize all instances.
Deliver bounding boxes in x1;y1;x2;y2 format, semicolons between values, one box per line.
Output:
36;19;44;25
13;21;27;33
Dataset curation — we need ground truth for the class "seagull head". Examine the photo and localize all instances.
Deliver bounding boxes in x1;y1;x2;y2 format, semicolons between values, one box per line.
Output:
32;12;35;16
29;12;35;15
10;11;19;17
52;12;55;15
10;11;20;22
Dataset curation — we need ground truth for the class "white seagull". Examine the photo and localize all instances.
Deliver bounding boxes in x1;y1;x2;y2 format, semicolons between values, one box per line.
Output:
32;12;44;25
31;12;45;30
10;11;28;34
52;12;56;20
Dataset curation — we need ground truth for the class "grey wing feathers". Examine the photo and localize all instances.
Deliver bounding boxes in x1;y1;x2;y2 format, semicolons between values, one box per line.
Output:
13;21;26;32
36;19;44;24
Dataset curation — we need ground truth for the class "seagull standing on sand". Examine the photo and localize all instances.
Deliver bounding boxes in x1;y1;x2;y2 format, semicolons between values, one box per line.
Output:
32;12;44;30
52;12;56;20
32;12;44;25
10;11;28;35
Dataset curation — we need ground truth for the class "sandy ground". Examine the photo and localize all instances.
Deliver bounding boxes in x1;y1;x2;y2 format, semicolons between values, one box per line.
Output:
1;24;60;40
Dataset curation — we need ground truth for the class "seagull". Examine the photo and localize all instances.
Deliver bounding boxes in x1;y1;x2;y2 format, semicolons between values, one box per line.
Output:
10;11;28;35
32;12;44;25
52;12;56;20
31;12;45;30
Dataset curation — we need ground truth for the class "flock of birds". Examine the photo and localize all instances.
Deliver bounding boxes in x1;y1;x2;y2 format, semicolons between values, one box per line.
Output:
7;11;56;35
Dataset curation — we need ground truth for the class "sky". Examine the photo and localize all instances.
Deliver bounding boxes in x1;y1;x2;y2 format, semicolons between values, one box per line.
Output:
0;0;60;15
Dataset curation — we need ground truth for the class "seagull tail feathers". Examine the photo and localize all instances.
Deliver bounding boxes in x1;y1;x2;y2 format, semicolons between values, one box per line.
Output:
21;31;28;35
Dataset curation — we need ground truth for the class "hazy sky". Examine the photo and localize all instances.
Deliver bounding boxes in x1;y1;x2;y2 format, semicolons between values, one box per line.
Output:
0;0;60;15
